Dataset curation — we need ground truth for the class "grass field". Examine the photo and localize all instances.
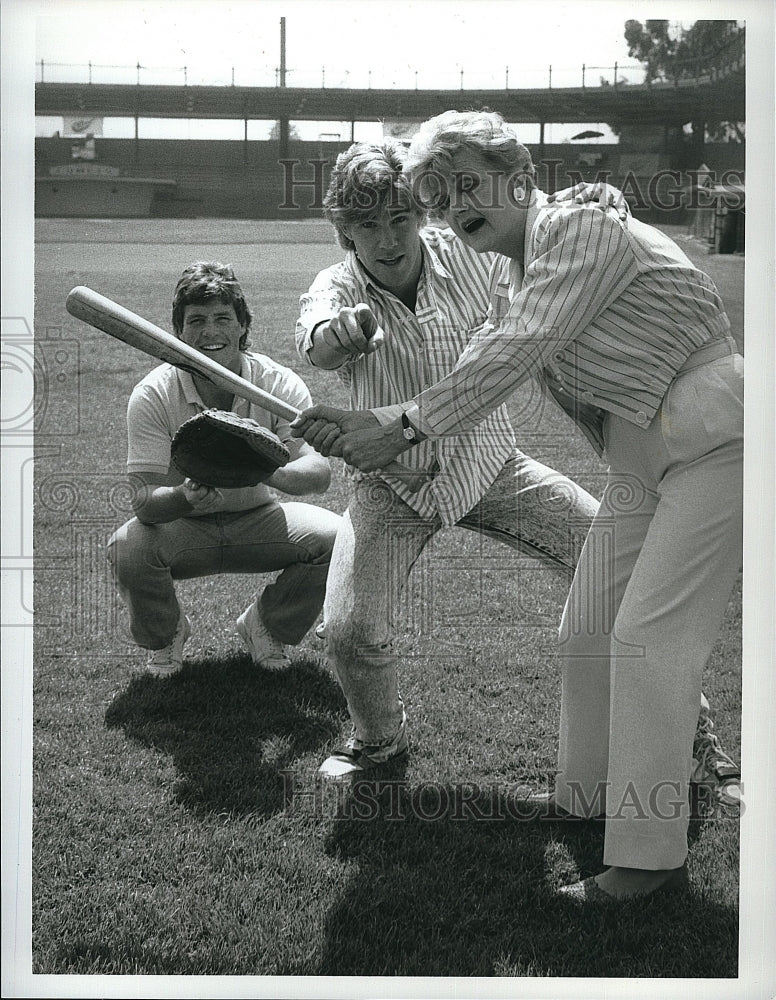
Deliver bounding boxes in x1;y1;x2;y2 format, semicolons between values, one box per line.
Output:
29;217;744;982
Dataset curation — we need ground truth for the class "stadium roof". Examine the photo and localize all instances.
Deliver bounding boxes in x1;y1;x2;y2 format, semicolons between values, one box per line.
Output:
36;77;745;127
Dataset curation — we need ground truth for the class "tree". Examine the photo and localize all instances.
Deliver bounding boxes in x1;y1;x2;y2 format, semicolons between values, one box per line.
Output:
624;20;675;82
268;121;301;141
624;19;744;84
624;20;745;141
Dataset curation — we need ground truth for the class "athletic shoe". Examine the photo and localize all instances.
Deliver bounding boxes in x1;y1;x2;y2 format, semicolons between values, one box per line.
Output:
691;714;741;808
318;716;409;778
146;612;191;677
236;603;290;669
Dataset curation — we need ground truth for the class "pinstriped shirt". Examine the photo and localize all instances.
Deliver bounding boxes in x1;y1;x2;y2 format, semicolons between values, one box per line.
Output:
295;227;516;524
410;194;732;452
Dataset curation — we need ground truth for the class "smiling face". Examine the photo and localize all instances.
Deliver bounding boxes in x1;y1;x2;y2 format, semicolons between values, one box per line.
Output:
341;203;424;299
440;149;530;259
179;298;246;375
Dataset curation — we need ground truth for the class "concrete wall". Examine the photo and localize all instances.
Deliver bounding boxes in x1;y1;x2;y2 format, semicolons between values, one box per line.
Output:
35;136;744;219
35;177;177;218
35;138;351;218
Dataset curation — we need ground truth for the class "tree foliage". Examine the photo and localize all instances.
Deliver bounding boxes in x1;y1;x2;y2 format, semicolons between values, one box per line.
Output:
624;20;745;141
268;120;301;141
624;20;744;83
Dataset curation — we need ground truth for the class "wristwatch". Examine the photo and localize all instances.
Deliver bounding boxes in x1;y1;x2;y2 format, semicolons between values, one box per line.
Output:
401;411;420;444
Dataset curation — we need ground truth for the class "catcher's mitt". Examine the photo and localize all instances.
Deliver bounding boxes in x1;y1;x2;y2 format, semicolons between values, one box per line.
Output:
171;409;291;488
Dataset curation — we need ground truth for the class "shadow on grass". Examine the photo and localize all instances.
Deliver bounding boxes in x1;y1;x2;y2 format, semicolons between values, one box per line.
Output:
104;651;346;818
287;783;737;978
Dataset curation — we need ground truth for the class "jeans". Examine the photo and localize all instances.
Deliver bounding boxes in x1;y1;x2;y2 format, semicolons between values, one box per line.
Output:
555;349;743;869
323;449;599;744
107;501;341;649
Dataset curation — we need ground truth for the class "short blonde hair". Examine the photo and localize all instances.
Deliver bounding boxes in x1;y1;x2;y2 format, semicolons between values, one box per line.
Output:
405;110;535;210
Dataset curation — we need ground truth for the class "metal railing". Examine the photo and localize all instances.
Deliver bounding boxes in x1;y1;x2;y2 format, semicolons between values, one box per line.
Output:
37;58;653;91
37;25;744;93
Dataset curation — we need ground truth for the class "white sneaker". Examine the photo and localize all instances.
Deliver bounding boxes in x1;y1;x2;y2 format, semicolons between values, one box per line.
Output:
236;604;290;668
318;714;409;779
146;613;191;677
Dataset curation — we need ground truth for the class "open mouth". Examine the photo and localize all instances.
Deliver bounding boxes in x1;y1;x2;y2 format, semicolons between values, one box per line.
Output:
199;343;227;352
461;217;485;235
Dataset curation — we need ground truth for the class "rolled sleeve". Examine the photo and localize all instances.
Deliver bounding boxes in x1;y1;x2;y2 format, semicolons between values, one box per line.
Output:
295;272;359;365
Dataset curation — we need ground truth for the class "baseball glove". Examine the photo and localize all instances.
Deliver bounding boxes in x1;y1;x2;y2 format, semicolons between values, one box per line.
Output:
171;409;291;488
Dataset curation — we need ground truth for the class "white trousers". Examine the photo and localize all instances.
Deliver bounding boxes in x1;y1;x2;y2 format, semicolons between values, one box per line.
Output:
323;449;598;744
555;349;743;869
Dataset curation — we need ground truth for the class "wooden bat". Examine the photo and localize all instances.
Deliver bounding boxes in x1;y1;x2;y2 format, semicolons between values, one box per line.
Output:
65;285;422;488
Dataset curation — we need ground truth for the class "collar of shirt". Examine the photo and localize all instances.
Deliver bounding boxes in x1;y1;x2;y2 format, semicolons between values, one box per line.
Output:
489;193;549;303
344;229;452;308
176;354;254;413
518;189;549;275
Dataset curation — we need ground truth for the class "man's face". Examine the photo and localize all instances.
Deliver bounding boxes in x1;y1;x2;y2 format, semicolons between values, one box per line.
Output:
179;298;245;375
440;149;528;258
342;204;424;295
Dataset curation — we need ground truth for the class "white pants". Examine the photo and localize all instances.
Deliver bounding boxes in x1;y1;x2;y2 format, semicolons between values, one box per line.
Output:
323;449;599;744
555;348;743;869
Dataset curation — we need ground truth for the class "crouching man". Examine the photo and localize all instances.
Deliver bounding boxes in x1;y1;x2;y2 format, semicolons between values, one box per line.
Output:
108;261;341;675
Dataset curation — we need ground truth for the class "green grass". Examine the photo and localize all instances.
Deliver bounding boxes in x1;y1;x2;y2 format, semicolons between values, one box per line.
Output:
31;218;743;979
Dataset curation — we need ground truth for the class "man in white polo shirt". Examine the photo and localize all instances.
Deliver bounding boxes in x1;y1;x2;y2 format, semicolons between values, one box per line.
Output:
108;261;341;676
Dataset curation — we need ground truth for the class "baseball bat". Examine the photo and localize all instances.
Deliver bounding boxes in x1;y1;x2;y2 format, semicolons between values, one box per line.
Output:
65;285;422;487
66;285;300;421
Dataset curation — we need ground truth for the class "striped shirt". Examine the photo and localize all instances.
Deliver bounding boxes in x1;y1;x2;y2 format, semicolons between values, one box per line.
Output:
410;193;731;451
296;226;516;524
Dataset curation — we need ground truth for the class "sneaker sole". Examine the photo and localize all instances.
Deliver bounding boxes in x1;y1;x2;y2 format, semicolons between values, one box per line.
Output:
146;617;190;676
236;619;290;669
318;742;409;779
146;663;184;678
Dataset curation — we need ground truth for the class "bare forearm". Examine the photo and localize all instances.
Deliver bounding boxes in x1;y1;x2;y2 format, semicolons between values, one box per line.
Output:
267;455;331;495
132;484;193;524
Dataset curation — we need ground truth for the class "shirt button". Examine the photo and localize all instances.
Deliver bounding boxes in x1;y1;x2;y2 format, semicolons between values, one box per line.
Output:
635;410;648;424
554;351;565;362
581;390;595;401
